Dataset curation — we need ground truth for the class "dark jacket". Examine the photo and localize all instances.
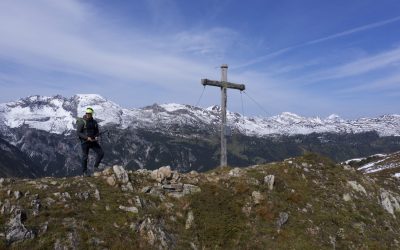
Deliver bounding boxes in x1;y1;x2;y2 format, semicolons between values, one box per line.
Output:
77;115;99;140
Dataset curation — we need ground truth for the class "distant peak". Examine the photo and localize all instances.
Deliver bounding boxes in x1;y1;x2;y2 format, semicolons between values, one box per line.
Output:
280;112;302;118
326;114;341;120
206;105;220;111
74;94;106;100
159;103;188;112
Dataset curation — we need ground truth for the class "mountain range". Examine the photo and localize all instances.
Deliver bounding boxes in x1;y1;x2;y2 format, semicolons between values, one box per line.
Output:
1;94;400;177
1;94;400;137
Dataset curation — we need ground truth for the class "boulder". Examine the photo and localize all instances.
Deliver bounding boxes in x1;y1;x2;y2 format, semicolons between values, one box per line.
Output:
163;183;184;192
135;217;175;249
342;193;352;202
6;210;35;244
252;191;263;205
94;189;101;201
183;184;201;195
106;175;117;187
151;166;172;183
264;175;275;191
102;167;114;176
14;191;23;200
185;211;194;230
30;195;41;216
228;168;242;177
347;181;367;195
1;199;11;215
276;212;289;230
119;205;138;213
380;189;400;216
113;165;129;184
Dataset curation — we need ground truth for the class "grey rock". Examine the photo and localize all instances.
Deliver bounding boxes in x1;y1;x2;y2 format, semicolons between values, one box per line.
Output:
135;217;175;249
228;167;242;177
31;195;41;216
276;212;289;229
252;191;263;205
342;193;352;202
163;183;184;192
94;189;101;201
1;199;11;215
39;221;48;236
0;177;4;186
264;175;275;191
151;166;173;183
62;192;71;200
347;181;367;195
14;191;23;200
380;188;400;216
121;182;134;192
75;191;90;200
183;184;201;195
301;162;308;168
106;175;117;186
190;242;198;250
119;205;138;213
185;211;194;230
113;165;130;184
6;209;35;244
171;171;181;183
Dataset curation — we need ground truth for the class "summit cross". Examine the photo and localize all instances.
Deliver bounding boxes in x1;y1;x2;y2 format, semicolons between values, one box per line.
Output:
201;64;246;167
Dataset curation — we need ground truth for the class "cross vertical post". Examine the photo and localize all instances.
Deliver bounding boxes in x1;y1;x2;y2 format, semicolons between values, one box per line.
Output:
201;64;246;167
220;64;228;166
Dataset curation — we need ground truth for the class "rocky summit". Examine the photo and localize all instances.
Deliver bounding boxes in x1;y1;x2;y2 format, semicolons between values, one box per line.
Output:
1;153;400;249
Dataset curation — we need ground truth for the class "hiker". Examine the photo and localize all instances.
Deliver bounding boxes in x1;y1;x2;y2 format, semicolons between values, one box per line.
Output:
77;107;104;176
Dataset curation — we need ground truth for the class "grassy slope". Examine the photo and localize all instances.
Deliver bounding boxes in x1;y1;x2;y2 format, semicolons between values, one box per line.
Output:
1;153;399;249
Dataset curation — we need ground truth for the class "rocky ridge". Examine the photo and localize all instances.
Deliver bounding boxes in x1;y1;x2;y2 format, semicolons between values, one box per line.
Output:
1;153;400;249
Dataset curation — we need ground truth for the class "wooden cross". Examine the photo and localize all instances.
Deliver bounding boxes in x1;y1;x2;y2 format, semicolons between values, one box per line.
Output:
201;64;246;167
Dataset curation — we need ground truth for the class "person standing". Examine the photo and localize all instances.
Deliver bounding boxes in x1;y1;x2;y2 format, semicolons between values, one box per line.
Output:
76;107;104;176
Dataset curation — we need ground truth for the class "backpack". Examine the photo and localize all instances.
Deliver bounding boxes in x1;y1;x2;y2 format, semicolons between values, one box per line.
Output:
76;117;87;129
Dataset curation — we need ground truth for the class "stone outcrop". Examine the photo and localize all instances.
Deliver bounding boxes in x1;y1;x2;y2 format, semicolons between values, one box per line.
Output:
264;175;275;191
380;189;400;217
6;210;35;244
135;217;175;249
347;181;367;195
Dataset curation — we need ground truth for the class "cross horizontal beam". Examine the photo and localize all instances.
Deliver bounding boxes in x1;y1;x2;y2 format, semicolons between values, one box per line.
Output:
201;79;245;91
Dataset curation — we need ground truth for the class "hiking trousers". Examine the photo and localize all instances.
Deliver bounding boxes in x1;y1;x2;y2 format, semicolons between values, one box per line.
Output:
81;141;104;173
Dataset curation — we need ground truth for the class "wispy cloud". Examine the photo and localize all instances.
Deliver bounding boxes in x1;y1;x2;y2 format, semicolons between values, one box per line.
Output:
305;16;400;45
236;15;400;69
337;73;400;94
301;46;400;83
0;0;236;92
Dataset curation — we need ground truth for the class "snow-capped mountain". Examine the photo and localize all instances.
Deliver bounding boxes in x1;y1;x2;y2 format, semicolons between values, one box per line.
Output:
1;94;400;137
344;151;400;180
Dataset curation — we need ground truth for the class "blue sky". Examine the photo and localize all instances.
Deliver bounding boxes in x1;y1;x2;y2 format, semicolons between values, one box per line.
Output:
1;0;400;118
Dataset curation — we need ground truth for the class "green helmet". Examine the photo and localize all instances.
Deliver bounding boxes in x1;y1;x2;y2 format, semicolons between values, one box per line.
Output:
85;107;94;114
